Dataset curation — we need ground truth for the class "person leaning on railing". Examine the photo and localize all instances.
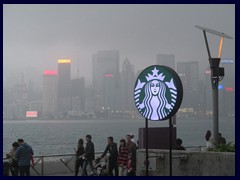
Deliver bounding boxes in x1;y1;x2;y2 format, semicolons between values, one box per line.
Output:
15;139;34;176
6;142;19;176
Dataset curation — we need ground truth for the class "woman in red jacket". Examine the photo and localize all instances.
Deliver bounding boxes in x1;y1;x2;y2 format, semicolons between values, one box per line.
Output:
117;139;128;176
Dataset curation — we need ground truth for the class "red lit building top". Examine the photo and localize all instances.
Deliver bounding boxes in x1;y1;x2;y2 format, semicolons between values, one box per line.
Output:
43;70;57;75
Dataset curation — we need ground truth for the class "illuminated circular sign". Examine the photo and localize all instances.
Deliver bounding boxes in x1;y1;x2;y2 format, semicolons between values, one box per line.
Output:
134;65;183;121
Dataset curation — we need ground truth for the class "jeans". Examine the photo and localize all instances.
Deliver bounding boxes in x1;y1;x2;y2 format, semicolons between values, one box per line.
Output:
10;166;19;176
81;160;94;176
118;166;127;176
75;158;84;176
108;160;119;176
19;166;30;176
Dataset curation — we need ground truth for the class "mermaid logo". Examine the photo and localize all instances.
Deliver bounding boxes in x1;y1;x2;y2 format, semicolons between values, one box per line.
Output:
134;65;183;121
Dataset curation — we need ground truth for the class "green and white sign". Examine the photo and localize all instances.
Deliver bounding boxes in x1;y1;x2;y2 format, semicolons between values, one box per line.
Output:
134;65;183;121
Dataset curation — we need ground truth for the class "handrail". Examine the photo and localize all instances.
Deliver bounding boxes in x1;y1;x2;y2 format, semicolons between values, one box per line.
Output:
3;151;103;160
184;145;205;148
3;147;206;160
3;151;105;176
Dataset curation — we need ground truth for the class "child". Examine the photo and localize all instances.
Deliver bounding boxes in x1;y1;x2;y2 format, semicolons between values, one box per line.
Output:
127;153;135;176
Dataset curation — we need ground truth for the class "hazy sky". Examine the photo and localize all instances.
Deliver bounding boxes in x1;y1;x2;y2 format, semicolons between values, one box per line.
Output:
3;4;235;86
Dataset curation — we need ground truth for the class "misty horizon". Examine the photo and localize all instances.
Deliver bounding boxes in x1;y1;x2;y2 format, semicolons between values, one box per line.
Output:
3;4;235;88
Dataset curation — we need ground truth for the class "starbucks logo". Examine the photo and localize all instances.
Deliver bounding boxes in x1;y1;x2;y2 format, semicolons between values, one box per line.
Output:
134;65;183;121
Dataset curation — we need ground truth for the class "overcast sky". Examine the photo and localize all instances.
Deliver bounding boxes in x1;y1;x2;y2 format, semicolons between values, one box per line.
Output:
3;4;235;86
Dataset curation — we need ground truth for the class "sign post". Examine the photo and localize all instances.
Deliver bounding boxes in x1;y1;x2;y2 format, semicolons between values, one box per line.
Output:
145;118;148;176
134;65;183;176
169;117;173;176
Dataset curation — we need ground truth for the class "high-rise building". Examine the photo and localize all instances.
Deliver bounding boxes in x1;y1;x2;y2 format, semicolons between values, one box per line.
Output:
103;73;115;110
71;77;85;112
203;68;212;114
85;85;95;113
57;59;71;114
92;50;120;111
221;60;235;116
177;61;199;109
121;58;135;111
156;54;175;70
42;70;57;117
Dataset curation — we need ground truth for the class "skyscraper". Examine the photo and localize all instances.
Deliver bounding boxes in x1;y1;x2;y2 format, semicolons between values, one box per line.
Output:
42;70;57;117
177;61;199;109
156;54;175;70
71;77;85;112
57;59;71;115
121;58;135;111
92;50;120;111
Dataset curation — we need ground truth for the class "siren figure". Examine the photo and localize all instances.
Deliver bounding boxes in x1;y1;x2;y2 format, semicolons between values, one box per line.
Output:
135;67;176;121
139;79;171;120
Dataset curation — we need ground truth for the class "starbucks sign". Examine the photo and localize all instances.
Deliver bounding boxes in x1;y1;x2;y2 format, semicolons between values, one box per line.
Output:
134;65;183;121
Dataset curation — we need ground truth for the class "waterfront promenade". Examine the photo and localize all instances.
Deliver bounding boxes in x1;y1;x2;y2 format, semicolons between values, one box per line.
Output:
3;148;235;176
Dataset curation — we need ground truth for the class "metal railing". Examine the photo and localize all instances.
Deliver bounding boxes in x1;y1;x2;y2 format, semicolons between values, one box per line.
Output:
3;146;206;176
3;152;103;176
184;145;206;151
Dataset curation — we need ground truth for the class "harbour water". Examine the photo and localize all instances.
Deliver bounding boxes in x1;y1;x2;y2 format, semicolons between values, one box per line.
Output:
3;118;235;156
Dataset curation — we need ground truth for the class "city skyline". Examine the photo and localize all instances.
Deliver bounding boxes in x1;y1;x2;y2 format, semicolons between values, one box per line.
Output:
3;54;235;119
3;50;235;88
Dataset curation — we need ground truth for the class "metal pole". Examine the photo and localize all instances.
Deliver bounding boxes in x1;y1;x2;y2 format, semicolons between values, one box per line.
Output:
212;82;219;145
169;117;172;176
211;58;220;146
145;118;149;176
203;30;212;60
41;156;44;176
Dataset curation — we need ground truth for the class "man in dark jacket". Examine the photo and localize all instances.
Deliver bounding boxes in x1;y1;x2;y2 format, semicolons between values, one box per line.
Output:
175;138;186;150
126;134;137;173
218;133;226;145
81;135;95;176
15;139;34;176
100;136;119;176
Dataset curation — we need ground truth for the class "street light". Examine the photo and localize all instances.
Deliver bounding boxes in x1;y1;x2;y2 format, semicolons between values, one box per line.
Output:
195;25;233;145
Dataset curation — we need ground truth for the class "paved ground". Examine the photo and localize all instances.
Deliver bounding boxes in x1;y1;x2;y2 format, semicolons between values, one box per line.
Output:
47;172;74;176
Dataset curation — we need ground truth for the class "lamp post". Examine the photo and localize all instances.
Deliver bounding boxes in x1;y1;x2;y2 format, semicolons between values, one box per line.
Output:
195;26;233;145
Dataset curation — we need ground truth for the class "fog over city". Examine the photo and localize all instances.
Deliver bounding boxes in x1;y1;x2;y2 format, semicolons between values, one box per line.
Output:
3;4;234;83
3;4;235;119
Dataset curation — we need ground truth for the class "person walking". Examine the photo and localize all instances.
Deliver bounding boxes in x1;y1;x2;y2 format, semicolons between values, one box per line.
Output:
81;135;95;176
15;139;34;176
74;138;85;176
6;142;19;176
117;139;128;176
126;134;137;172
99;136;119;176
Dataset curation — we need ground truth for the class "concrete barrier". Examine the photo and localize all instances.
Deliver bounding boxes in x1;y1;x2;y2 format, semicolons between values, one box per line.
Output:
136;149;235;176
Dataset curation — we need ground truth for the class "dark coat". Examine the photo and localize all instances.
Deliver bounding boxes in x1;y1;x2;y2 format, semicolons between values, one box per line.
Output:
84;141;95;161
126;141;137;156
15;143;34;166
102;142;118;161
76;145;85;157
